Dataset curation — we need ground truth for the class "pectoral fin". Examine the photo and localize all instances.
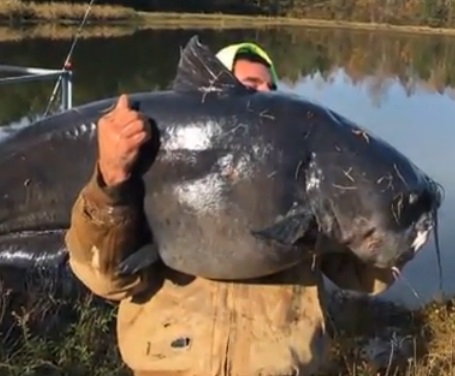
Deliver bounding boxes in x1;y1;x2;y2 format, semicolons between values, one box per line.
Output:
251;209;314;246
116;243;160;276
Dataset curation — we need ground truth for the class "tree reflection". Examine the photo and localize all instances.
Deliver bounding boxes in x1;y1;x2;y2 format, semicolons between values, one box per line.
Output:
1;27;455;125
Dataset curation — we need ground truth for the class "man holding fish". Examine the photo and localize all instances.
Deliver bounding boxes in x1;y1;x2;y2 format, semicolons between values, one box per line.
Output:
64;41;420;376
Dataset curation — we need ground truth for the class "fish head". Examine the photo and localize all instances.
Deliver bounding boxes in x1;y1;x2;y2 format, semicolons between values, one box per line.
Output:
303;122;443;272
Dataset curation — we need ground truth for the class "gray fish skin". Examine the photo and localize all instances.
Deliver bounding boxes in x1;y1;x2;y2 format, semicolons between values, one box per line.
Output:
0;90;317;280
0;36;443;282
302;109;443;270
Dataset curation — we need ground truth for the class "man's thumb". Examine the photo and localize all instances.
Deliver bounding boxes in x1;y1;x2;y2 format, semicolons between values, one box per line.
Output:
115;94;129;110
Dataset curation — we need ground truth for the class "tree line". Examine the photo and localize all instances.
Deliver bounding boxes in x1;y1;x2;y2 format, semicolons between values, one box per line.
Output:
23;0;455;28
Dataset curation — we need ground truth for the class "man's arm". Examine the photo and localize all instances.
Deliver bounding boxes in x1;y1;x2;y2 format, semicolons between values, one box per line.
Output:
66;94;153;301
65;165;151;301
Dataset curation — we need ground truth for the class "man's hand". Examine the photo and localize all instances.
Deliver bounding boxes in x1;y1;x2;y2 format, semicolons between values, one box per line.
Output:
97;94;151;186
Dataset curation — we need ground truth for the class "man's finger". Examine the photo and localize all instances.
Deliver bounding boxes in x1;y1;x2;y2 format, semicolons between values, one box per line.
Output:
120;123;143;139
120;134;149;156
108;111;140;131
120;118;150;138
130;130;150;145
122;131;150;151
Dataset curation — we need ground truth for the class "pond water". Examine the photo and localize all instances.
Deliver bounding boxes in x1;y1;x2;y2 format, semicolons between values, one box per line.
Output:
0;26;453;309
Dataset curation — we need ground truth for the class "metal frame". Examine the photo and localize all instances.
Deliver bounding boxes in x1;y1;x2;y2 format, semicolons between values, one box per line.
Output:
0;64;73;111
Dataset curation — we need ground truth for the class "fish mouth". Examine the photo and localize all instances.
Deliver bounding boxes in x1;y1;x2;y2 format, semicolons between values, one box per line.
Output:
317;215;435;298
357;211;435;269
316;203;437;274
342;205;443;298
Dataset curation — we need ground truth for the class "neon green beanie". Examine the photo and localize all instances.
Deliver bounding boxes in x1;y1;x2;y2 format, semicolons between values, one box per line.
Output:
215;42;278;86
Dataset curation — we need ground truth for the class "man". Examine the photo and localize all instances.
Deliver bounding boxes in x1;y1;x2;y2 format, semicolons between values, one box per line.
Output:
215;42;279;91
65;43;399;376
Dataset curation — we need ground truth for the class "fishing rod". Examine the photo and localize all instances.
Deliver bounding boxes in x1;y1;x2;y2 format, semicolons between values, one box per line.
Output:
43;0;96;117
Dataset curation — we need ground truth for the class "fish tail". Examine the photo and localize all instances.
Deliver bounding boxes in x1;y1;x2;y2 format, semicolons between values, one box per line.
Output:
0;230;81;300
0;231;68;270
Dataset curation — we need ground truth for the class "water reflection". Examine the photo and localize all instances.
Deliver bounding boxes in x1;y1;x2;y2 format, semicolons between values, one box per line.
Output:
0;26;453;307
2;27;455;125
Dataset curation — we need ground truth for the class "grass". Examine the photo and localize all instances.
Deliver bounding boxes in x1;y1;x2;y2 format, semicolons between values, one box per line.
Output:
0;297;128;376
326;293;455;375
411;300;455;375
138;11;455;36
2;1;455;42
0;0;137;23
0;268;453;376
0;267;129;376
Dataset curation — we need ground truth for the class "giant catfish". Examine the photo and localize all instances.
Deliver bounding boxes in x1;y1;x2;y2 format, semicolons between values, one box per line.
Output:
0;36;444;287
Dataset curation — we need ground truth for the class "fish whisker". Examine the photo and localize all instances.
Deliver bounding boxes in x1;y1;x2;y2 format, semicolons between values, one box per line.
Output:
391;266;424;308
432;207;444;300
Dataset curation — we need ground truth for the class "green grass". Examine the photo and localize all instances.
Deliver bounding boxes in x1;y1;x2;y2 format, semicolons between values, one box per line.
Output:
0;275;129;376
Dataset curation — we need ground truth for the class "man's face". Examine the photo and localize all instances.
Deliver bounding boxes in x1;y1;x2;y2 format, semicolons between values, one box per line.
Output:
233;59;274;92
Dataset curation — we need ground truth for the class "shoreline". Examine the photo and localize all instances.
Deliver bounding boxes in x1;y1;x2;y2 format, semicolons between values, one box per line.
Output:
137;12;455;36
1;11;455;43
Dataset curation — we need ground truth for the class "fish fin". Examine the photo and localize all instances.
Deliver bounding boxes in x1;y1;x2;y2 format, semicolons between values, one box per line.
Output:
116;243;160;276
251;209;314;246
172;35;251;95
